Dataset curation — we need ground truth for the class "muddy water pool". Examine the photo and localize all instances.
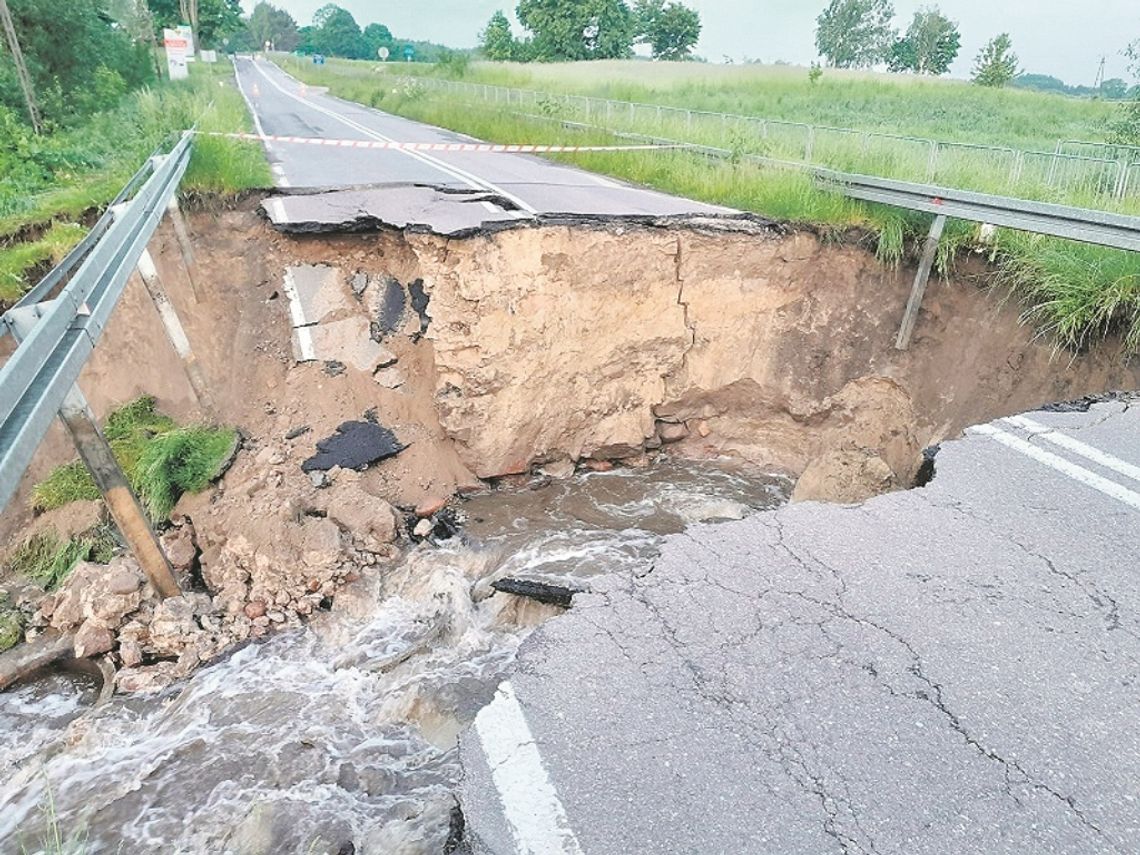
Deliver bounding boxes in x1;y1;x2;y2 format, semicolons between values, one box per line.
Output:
0;460;787;854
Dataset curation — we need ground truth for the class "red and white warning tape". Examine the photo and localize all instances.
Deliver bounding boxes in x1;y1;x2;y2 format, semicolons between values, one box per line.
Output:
202;131;678;154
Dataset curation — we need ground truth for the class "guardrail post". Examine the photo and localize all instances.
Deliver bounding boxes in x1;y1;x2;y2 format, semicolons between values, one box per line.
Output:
896;214;946;351
135;248;217;419
4;307;180;596
58;386;181;598
926;142;938;182
165;197;202;302
804;126;815;163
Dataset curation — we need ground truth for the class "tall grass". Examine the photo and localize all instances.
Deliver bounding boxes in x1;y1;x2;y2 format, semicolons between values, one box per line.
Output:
32;396;238;522
0;61;270;305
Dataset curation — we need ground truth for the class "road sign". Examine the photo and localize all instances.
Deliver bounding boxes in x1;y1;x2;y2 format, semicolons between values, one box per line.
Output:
403;44;415;61
378;46;389;60
163;28;189;79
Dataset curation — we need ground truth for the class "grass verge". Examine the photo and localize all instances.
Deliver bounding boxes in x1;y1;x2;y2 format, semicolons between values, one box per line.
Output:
277;57;1140;356
4;527;118;592
0;61;271;307
32;396;238;522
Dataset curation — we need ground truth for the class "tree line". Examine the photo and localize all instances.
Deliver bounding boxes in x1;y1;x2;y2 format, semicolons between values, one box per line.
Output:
480;0;702;63
814;0;1018;87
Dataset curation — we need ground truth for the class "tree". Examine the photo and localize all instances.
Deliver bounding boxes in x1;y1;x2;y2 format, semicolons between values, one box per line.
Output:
972;33;1018;87
247;1;298;52
480;10;517;60
887;6;958;74
310;3;364;58
634;0;700;61
148;0;243;48
362;22;393;58
515;0;636;61
1108;39;1140;144
815;0;896;69
1;0;153;125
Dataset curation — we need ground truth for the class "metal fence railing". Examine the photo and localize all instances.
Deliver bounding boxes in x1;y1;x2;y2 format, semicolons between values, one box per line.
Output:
413;77;1140;210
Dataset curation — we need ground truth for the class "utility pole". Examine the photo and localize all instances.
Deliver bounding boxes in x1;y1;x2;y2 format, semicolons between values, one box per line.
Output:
1094;55;1106;90
0;0;42;134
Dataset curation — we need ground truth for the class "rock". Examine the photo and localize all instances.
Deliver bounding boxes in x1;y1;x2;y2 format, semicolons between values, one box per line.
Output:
792;449;896;504
583;459;614;472
301;421;406;473
119;639;144;668
413;519;432;538
657;421;689;443
415;496;449;518
324;360;346;377
538;459;576;480
160;525;198;574
309;470;330;488
350;272;369;297
73;620;114;658
696;420;712;438
45;559;146;632
285;425;311;441
373;365;404;389
244;600;267;619
316;479;400;548
116;662;181;694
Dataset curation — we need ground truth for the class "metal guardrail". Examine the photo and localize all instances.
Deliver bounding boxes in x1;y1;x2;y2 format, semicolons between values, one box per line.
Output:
0;132;194;512
817;171;1140;253
413;76;1140;207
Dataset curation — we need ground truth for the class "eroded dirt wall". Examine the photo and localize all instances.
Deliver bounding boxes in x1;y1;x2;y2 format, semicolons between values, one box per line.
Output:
409;221;1139;496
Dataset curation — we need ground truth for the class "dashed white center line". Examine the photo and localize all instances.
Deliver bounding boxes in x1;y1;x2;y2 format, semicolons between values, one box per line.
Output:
473;681;584;855
971;423;1140;511
1003;414;1140;485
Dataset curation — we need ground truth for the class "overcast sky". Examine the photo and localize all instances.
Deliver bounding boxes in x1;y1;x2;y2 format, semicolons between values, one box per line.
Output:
252;1;1139;84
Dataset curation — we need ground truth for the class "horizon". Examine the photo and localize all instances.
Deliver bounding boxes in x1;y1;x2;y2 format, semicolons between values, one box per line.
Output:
243;1;1138;86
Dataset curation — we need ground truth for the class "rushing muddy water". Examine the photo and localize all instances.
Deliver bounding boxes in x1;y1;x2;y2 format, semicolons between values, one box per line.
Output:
0;461;788;854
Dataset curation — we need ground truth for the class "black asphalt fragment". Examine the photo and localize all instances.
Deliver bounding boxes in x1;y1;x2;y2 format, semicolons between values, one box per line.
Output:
301;421;406;472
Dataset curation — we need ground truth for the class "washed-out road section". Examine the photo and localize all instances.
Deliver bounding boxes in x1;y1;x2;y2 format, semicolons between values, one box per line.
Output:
461;401;1140;855
233;57;731;226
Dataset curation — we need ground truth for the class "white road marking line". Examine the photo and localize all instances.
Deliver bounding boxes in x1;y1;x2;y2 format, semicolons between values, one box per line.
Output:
1003;414;1140;485
474;681;584;855
233;59;296;191
971;423;1140;511
281;268;316;361
253;60;539;215
266;197;288;224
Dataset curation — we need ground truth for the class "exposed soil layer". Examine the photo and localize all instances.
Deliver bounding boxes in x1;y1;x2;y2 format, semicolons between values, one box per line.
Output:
3;203;1138;550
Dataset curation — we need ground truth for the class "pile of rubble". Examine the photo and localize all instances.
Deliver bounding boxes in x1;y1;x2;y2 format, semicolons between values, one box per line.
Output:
24;445;407;694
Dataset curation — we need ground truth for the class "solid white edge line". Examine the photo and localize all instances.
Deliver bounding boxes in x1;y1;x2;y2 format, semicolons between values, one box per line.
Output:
266;197;288;224
971;423;1140;511
254;59;539;215
281;268;316;362
473;681;585;855
1003;414;1140;485
234;58;291;189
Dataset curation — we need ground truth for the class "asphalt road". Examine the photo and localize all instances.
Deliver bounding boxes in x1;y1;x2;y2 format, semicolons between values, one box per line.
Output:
232;57;730;221
461;400;1140;855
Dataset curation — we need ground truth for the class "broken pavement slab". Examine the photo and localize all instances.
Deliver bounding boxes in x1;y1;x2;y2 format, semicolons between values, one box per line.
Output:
459;402;1140;854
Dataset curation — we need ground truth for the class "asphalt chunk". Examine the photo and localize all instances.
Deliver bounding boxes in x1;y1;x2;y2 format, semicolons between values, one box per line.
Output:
301;421;406;472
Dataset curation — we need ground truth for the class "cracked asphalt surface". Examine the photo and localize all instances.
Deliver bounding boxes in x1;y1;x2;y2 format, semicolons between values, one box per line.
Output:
234;57;731;220
461;401;1140;854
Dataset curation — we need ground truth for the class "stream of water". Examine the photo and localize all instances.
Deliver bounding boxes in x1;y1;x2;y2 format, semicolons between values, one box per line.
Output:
0;460;788;854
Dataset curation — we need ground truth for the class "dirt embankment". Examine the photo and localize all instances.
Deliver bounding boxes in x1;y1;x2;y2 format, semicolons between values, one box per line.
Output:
4;204;1138;546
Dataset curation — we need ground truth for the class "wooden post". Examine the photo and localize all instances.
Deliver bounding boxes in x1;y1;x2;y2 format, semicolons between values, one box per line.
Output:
136;248;217;419
895;213;947;351
164;194;203;302
57;386;181;599
0;0;42;133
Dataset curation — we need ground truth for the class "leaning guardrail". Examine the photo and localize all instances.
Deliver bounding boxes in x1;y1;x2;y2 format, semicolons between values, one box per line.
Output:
0;131;193;512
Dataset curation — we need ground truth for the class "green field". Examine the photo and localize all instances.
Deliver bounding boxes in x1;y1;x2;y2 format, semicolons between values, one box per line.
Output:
277;55;1140;355
0;61;271;307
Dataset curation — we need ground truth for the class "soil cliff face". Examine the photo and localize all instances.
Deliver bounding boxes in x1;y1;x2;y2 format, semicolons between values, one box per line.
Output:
410;221;1138;492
